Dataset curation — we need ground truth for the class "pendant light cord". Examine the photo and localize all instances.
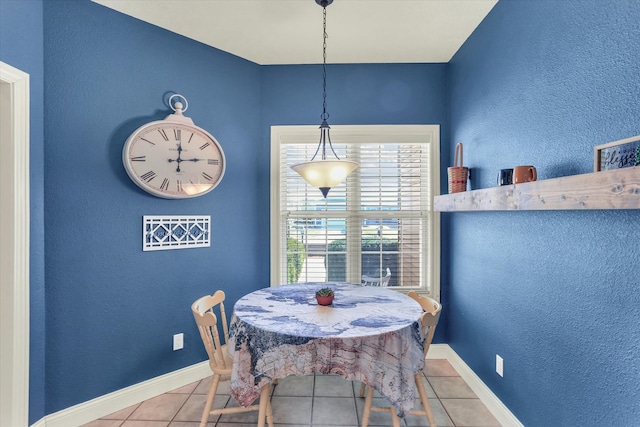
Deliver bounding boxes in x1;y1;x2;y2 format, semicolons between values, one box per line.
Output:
290;0;358;198
321;6;329;121
312;1;339;162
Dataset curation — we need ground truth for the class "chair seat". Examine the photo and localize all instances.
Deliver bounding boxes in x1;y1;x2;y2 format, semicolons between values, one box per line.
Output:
209;343;233;375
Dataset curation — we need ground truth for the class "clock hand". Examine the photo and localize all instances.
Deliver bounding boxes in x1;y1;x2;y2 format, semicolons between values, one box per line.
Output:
167;141;184;172
167;142;213;168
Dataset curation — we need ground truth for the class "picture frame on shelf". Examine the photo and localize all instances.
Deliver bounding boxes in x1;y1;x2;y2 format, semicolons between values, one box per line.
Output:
593;134;640;172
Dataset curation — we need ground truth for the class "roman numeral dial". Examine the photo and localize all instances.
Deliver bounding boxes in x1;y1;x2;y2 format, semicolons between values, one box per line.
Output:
123;118;226;199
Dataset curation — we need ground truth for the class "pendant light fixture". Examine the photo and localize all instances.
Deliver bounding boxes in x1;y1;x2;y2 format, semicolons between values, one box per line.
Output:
291;0;358;198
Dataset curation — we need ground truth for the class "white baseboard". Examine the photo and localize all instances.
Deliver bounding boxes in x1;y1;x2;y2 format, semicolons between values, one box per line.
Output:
428;344;523;427
30;419;46;427
39;361;210;427
35;346;521;427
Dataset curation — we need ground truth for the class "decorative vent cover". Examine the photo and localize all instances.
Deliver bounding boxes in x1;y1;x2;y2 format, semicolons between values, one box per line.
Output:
143;215;210;251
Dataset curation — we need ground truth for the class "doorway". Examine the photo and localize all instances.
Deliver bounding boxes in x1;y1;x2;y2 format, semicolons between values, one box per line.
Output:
0;61;30;427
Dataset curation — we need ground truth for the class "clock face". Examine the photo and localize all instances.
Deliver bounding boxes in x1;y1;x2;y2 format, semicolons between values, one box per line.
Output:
122;120;226;198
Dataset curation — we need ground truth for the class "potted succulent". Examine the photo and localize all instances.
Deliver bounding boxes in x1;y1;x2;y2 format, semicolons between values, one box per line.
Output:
315;287;335;306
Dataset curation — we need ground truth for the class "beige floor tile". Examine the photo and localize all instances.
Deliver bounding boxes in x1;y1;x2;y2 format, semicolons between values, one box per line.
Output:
416;373;437;399
192;376;211;394
167;380;199;394
270;396;313;425
404;397;454;427
173;394;228;423
272;374;315;396
356;383;382;399
80;420;124;427
424;359;460;377
192;375;230;395
355;396;395;426
128;393;189;421
216;424;268;427
121;421;169;427
357;377;433;404
314;374;355;397
216;379;231;395
168;422;214;427
355;391;455;427
428;376;477;399
312;396;358;425
82;371;504;427
217;397;261;424
99;403;141;420
440;398;501;426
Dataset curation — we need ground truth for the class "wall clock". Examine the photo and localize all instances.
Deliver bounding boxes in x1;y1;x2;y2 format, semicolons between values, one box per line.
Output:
122;94;226;199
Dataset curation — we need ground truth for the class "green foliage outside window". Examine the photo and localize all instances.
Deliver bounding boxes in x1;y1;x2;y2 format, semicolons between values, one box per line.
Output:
287;238;306;283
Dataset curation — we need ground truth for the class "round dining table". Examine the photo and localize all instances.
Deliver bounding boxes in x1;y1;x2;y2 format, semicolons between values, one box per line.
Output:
227;282;425;417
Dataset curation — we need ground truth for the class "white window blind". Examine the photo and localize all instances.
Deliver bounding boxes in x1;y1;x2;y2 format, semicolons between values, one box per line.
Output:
270;125;440;297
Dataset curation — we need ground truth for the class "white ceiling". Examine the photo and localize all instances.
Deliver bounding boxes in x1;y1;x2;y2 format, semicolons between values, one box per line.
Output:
92;0;498;65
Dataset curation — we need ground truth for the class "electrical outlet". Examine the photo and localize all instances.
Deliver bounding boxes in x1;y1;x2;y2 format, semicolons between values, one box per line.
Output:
496;354;503;377
173;333;184;351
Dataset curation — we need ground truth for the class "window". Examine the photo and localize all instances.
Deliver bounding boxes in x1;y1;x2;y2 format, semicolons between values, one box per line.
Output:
270;125;440;298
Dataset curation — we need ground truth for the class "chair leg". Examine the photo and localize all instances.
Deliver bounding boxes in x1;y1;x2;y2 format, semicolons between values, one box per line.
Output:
257;383;271;427
265;384;274;427
390;405;401;427
415;373;437;427
359;382;366;397
200;374;220;427
361;386;374;427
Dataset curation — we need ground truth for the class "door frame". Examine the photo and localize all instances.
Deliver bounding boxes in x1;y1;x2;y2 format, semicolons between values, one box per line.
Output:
0;61;30;427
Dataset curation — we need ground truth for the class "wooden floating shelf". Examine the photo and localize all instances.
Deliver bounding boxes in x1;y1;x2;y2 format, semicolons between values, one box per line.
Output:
434;167;640;211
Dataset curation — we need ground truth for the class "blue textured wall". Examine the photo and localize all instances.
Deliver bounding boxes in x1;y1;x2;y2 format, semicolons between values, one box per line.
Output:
0;0;46;423
260;63;450;343
42;0;262;413
448;1;640;425
33;0;450;417
13;0;640;422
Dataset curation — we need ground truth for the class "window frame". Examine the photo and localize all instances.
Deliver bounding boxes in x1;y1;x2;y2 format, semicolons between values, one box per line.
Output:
270;124;440;299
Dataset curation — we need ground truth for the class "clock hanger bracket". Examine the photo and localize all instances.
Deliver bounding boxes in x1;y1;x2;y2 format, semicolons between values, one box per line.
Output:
164;93;194;125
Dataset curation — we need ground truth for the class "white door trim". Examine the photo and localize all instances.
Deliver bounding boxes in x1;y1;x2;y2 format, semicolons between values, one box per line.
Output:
0;61;30;427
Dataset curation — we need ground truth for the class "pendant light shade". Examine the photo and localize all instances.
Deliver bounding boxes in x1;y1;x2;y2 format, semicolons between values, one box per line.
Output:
290;0;358;198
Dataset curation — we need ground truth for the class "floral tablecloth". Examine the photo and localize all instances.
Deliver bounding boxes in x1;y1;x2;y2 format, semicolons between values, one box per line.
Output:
227;283;425;417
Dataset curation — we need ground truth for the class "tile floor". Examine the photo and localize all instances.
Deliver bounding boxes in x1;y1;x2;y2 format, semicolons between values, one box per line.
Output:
82;359;500;427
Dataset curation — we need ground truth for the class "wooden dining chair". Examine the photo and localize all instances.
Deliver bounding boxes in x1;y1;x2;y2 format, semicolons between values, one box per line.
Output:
407;291;442;361
361;268;391;287
192;291;274;427
360;291;442;427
